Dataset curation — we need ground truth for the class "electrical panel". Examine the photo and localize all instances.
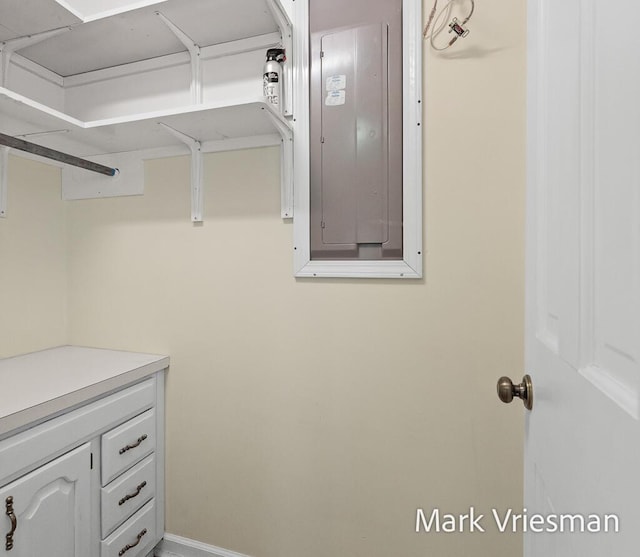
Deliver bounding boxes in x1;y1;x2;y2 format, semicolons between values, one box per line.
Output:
309;0;403;261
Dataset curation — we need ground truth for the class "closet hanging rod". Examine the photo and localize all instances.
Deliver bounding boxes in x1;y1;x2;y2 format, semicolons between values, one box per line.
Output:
0;132;117;177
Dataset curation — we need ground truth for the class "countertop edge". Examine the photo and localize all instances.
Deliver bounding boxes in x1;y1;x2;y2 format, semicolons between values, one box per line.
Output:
0;356;169;438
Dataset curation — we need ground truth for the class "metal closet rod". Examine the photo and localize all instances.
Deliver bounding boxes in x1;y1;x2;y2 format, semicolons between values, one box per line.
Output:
0;132;117;177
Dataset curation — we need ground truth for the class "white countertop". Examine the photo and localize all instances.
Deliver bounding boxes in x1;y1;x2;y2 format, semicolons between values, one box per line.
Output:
0;346;169;437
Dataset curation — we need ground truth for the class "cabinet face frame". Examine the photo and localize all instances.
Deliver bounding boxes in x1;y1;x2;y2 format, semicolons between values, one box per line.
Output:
292;0;423;279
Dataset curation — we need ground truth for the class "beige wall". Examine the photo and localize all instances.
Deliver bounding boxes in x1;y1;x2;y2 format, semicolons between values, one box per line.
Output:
66;0;526;551
3;0;525;554
0;157;68;358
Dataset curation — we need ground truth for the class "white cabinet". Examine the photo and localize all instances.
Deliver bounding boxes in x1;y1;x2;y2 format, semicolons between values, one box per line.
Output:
0;347;168;557
0;444;91;557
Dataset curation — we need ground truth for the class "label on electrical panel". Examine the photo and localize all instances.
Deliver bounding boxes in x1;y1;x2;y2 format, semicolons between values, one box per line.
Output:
326;74;347;91
325;90;346;106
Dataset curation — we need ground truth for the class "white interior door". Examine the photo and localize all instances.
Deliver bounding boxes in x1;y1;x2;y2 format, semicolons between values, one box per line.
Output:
525;0;640;555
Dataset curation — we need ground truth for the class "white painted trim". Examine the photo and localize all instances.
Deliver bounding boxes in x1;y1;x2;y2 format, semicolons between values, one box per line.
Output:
155;372;166;549
155;534;254;557
296;260;422;279
292;0;423;279
401;0;424;277
291;0;311;269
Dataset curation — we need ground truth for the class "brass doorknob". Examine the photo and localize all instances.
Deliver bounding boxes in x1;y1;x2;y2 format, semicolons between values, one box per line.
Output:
497;375;533;411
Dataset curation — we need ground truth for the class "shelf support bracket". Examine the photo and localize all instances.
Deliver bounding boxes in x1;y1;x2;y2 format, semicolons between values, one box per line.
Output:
1;27;72;87
264;0;293;117
156;12;202;105
0;147;8;219
262;107;293;219
159;123;204;223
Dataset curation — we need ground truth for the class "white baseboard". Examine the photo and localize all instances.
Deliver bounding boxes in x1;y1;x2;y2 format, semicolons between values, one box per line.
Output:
154;534;254;557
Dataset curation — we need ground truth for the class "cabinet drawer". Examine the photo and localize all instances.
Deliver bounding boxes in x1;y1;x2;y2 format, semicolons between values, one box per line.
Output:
101;499;157;557
102;454;156;538
102;409;155;485
0;378;155;483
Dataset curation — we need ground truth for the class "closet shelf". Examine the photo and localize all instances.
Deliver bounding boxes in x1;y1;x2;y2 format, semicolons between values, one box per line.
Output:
0;87;291;156
0;0;294;222
3;0;287;76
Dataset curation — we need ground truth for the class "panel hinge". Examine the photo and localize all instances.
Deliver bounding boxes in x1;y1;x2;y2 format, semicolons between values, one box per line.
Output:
321;221;326;229
320;51;325;58
321;136;325;143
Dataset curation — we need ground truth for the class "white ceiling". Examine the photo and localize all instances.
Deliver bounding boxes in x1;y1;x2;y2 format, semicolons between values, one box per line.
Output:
10;0;278;77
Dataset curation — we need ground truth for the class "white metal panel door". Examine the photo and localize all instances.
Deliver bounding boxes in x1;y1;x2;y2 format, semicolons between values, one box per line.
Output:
525;0;640;556
0;444;91;557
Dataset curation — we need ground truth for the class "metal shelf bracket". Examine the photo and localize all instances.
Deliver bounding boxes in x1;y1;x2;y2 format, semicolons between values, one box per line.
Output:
1;27;72;87
155;12;202;105
262;107;293;219
159;123;204;223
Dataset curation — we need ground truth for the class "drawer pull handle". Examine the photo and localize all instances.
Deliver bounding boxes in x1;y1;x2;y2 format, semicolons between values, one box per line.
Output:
5;496;16;551
119;434;148;455
118;528;147;556
119;481;147;506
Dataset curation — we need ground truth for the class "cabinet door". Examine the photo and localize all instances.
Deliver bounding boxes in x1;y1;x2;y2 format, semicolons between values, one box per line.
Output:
0;444;91;557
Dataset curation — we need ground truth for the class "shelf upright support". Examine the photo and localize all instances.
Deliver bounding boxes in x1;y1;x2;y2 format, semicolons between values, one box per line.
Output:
155;12;203;105
159;123;204;223
1;27;72;87
262;106;294;219
264;0;294;117
0;147;8;219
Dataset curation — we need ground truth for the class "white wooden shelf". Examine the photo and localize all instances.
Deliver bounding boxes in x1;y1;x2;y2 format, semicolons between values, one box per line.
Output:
3;0;284;72
0;87;291;156
0;0;294;221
